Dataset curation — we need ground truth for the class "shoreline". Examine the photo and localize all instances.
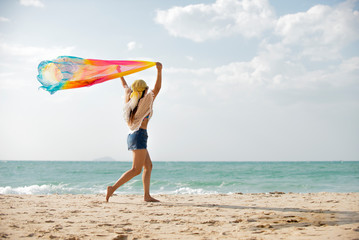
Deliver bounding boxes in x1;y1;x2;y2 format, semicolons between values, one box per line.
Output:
1;193;359;239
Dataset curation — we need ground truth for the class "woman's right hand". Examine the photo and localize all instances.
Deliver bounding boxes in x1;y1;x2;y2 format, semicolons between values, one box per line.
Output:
156;62;162;71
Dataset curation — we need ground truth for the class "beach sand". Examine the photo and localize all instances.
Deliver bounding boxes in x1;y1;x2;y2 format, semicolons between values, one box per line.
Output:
1;193;359;239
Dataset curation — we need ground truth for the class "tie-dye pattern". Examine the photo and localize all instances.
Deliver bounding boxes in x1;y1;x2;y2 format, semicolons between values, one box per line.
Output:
37;56;155;94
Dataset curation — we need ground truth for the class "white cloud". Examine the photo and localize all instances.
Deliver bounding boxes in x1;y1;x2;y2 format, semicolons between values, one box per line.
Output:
155;0;275;42
157;0;359;97
127;41;135;51
0;17;10;22
127;41;142;51
0;41;75;90
20;0;44;8
328;56;359;86
186;56;194;61
165;46;359;102
0;42;74;62
213;51;359;92
339;56;359;73
215;58;268;86
155;0;359;65
275;1;359;60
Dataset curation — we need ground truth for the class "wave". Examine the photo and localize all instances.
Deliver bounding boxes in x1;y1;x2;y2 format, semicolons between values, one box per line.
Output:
0;184;106;195
167;187;218;195
0;184;219;195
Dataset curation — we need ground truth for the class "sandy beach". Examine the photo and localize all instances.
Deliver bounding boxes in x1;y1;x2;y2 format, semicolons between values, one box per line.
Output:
1;193;359;239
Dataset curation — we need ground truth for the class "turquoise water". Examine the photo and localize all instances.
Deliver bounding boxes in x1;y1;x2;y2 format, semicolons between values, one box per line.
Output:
0;161;358;194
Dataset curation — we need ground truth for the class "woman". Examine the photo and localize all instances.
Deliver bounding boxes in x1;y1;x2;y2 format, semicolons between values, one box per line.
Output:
106;62;162;202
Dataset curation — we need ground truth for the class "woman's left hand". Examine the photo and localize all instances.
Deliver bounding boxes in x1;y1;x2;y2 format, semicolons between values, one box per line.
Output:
156;62;162;71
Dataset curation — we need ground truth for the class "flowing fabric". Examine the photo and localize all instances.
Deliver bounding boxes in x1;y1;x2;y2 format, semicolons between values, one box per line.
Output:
37;56;156;94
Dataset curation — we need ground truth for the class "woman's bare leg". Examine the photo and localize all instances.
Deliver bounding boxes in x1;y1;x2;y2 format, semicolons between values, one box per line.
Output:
142;151;159;202
106;150;147;202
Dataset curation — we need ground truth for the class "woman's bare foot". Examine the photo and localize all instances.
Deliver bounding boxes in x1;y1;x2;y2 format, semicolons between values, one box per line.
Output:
106;186;114;202
144;196;160;202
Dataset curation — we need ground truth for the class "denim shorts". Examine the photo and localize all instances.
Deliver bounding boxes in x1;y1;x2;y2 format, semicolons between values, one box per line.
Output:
127;128;148;151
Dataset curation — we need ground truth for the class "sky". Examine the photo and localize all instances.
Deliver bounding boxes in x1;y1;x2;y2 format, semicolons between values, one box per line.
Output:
0;0;358;161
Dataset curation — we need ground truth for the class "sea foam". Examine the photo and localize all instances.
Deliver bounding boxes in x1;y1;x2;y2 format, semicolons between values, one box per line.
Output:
0;184;105;195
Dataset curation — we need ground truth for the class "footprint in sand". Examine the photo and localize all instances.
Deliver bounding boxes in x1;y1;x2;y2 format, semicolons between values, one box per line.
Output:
98;223;113;227
232;219;243;223
52;224;63;231
64;237;81;240
113;235;128;240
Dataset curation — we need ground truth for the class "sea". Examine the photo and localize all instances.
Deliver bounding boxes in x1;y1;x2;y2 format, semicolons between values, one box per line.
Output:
0;161;358;195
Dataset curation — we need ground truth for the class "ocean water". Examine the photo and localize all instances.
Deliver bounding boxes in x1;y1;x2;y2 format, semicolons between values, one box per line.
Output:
0;161;358;195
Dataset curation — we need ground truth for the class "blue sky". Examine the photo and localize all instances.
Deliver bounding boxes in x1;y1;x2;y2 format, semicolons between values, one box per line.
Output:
0;0;358;161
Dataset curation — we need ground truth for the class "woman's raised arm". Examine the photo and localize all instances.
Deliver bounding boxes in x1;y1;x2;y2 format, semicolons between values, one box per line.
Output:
120;76;129;89
152;62;162;99
121;76;131;103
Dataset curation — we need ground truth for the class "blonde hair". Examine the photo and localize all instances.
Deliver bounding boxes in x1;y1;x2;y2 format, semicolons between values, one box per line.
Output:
129;80;148;123
130;80;148;99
